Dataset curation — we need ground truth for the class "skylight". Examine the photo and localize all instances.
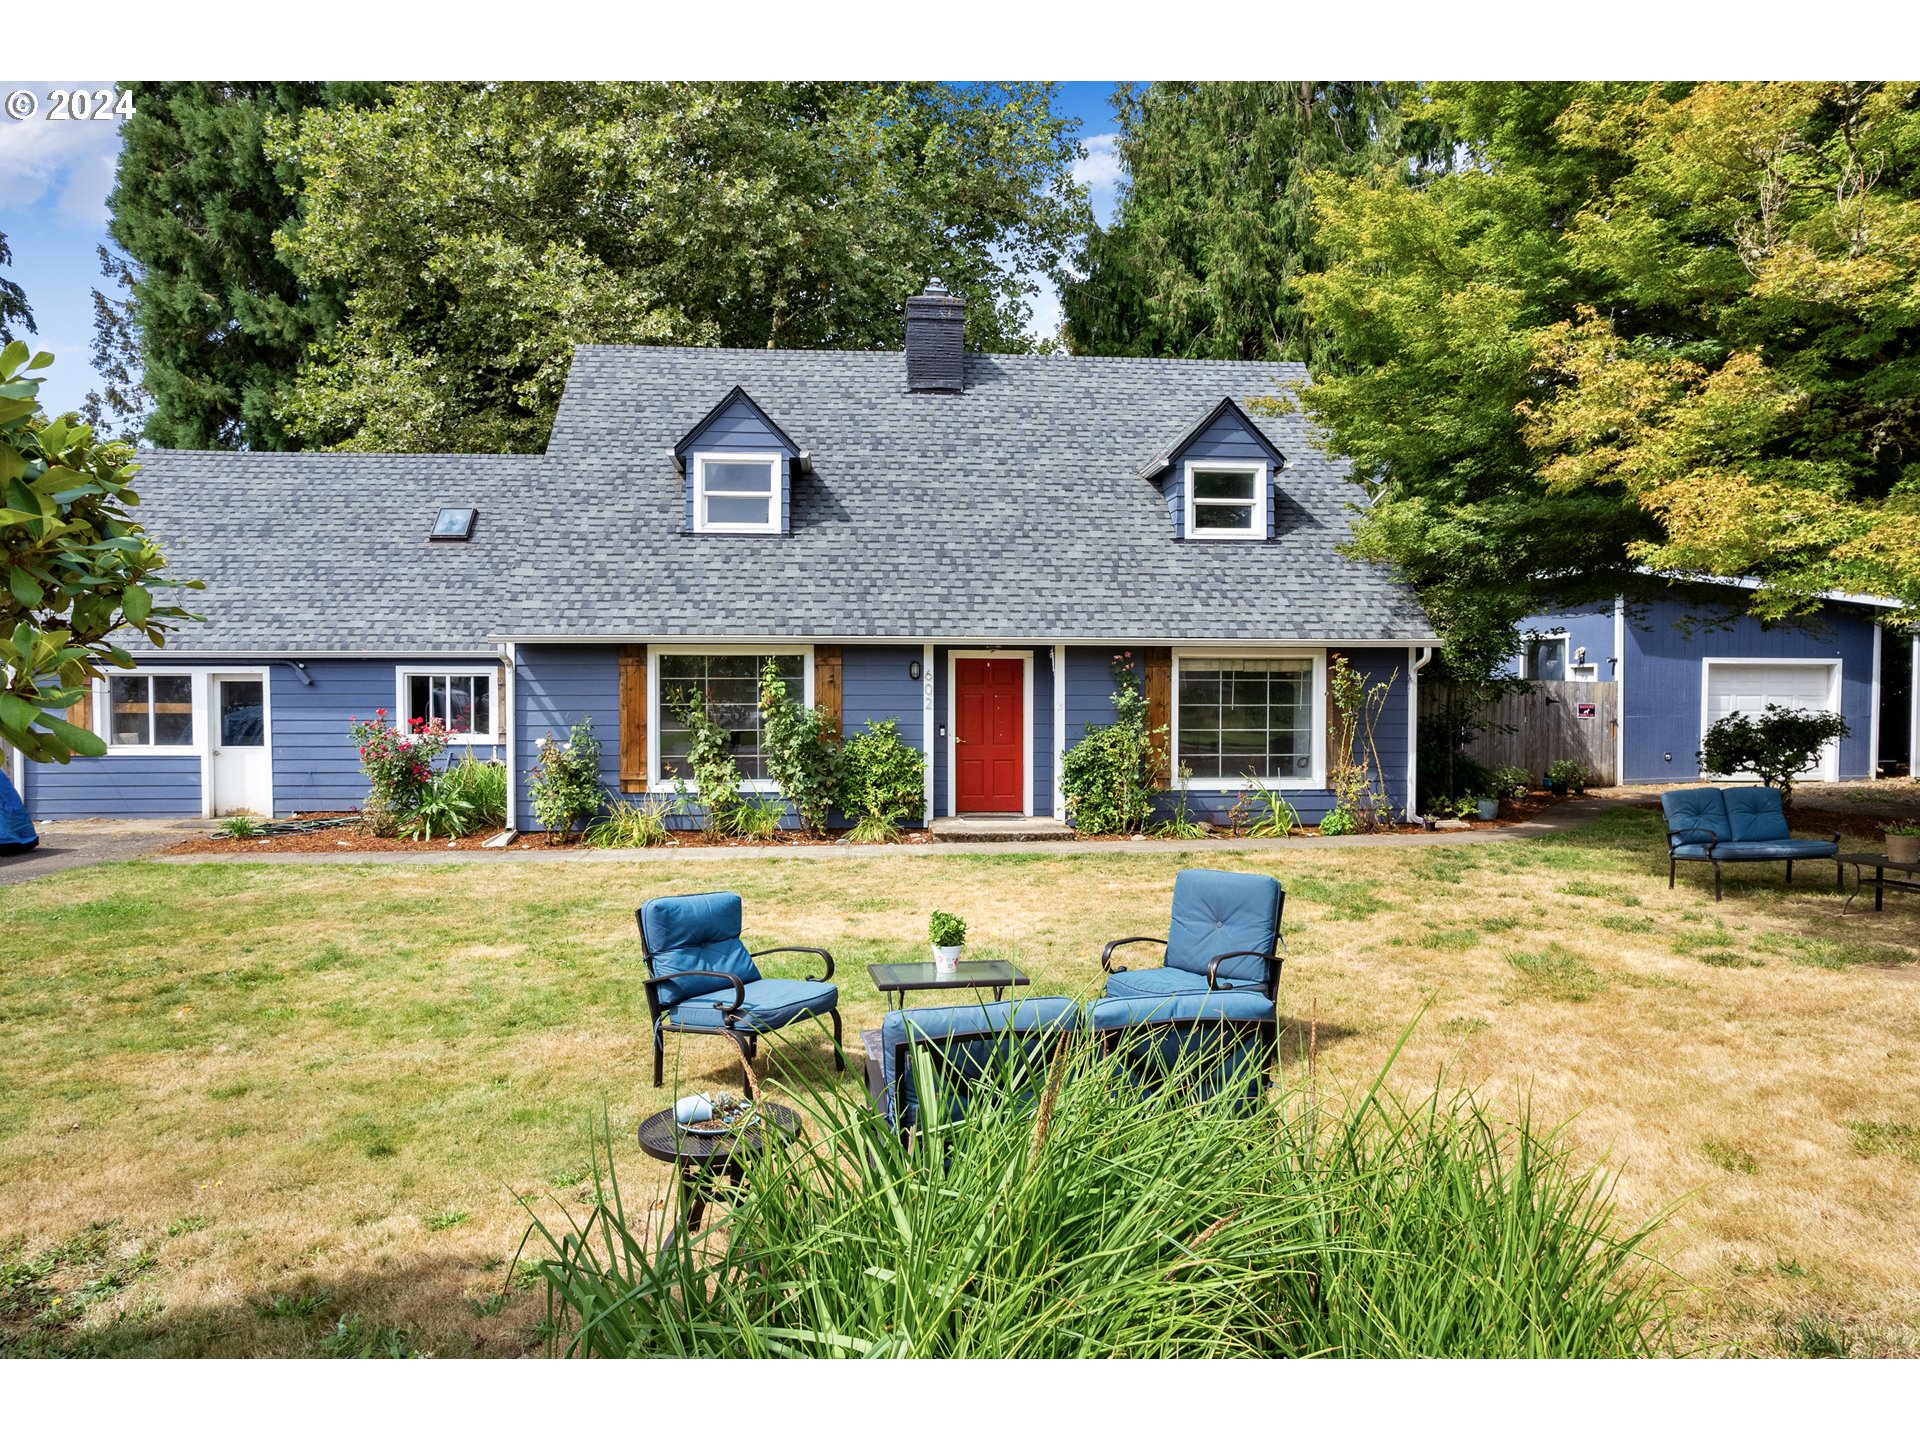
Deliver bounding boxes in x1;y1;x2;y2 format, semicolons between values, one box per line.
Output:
430;507;477;542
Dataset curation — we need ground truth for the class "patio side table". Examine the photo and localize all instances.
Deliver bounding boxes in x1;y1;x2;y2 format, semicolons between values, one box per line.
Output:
636;1101;801;1251
866;959;1032;1010
1836;852;1920;912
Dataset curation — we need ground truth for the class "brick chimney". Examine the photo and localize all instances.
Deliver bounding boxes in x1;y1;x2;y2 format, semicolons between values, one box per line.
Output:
905;279;964;393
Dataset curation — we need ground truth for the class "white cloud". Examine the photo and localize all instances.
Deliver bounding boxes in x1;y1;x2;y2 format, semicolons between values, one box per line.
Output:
1071;132;1124;195
0;80;124;227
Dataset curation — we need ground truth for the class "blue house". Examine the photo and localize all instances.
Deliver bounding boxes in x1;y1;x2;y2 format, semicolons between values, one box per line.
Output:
1512;582;1914;784
11;283;1442;831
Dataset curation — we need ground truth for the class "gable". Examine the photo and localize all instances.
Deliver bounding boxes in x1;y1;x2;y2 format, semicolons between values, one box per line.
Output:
1152;397;1288;541
673;388;804;535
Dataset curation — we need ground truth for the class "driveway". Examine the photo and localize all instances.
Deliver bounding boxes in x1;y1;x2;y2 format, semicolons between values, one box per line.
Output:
0;818;206;886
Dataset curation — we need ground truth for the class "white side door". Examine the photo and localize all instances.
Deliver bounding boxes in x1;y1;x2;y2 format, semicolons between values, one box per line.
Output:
208;673;272;816
1702;661;1840;782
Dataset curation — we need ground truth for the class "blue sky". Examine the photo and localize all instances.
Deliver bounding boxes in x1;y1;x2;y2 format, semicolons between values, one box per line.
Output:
0;80;1127;425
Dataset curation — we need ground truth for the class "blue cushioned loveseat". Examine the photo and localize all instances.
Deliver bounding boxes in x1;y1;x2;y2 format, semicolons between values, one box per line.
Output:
1660;787;1840;901
867;990;1277;1135
1100;868;1285;1001
636;890;843;1090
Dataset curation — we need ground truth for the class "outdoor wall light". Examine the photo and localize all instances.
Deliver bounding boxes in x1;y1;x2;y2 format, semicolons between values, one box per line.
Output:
909;660;922;681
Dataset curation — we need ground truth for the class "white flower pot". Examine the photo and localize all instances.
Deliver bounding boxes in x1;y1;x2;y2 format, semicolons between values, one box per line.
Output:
932;944;963;974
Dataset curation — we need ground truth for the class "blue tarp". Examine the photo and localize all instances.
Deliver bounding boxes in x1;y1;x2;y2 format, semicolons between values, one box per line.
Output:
0;767;37;853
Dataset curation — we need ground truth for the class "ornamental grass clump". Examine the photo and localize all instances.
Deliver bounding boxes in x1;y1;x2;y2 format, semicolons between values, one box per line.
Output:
524;1021;1679;1359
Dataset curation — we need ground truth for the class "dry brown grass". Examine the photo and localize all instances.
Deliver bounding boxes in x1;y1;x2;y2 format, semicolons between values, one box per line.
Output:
2;803;1916;1356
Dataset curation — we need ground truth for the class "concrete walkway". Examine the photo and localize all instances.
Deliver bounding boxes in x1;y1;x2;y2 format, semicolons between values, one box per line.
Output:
148;795;1627;867
0;818;205;886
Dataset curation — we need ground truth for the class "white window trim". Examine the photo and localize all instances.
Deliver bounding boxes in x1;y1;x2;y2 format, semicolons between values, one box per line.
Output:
647;643;813;793
1567;663;1600;682
945;649;1035;818
1182;459;1268;541
1518;631;1571;681
394;666;502;745
1171;649;1327;791
1698;657;1843;784
692;451;782;535
94;668;202;757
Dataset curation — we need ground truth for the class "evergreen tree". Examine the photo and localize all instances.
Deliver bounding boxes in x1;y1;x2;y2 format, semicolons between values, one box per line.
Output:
97;82;387;449
0;232;34;345
1061;82;1433;364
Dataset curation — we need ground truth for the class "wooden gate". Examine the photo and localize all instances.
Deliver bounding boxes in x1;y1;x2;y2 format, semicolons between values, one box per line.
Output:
1432;680;1619;786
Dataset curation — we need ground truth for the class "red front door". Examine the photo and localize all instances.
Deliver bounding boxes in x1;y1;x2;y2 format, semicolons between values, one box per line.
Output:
954;657;1024;813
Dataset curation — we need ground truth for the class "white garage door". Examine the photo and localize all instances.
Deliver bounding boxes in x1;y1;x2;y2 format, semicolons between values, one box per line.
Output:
1702;661;1840;782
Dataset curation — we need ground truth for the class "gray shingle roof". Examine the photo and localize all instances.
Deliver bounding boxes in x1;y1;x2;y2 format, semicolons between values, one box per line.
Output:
126;347;1435;654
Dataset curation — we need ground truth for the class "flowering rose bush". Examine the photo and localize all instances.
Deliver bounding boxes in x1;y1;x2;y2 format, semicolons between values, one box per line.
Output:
349;709;452;835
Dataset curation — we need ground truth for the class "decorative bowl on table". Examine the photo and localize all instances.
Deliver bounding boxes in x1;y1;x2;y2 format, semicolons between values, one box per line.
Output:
676;1091;760;1136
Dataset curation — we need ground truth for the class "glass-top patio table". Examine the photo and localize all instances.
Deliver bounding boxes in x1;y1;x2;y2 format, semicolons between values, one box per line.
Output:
866;959;1031;1010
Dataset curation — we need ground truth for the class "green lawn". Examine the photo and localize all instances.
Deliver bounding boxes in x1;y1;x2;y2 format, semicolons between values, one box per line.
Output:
3;806;1918;1356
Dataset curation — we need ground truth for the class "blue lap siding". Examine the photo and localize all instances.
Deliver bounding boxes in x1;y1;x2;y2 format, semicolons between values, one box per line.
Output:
1515;592;1884;783
1622;596;1878;783
22;752;202;820
513;644;622;828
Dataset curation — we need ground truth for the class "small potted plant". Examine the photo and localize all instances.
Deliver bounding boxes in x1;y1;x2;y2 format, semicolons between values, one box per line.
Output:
929;910;967;973
1545;760;1589;797
1886;823;1920;867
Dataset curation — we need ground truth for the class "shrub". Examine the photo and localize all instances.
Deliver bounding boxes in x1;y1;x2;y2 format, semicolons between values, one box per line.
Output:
528;719;606;841
758;659;841;835
1490;765;1531;800
1061;652;1162;835
928;910;967;947
583;798;675;849
523;1029;1678;1358
1699;704;1849;809
1228;775;1301;838
666;687;746;835
839;719;925;843
349;710;451;835
1318;803;1360;836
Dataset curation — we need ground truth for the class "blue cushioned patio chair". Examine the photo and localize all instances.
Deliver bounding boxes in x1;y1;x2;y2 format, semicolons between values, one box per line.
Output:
1661;787;1840;902
872;997;1080;1136
1086;990;1278;1108
636;891;842;1092
1100;868;1284;1003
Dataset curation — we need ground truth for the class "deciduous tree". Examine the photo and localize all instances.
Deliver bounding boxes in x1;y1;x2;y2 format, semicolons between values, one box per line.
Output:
0;346;201;763
272;82;1090;453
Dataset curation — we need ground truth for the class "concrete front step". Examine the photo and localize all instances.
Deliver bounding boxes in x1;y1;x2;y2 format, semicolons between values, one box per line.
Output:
930;816;1077;844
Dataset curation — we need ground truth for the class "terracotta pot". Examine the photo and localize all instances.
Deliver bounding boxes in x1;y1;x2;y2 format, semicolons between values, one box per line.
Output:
1887;833;1920;866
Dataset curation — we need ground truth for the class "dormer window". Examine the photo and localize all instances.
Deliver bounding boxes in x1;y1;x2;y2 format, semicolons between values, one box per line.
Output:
1184;462;1267;539
693;454;781;533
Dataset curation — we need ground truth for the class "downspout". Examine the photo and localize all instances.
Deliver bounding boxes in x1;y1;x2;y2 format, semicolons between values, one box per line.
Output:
1408;645;1434;819
502;641;518;831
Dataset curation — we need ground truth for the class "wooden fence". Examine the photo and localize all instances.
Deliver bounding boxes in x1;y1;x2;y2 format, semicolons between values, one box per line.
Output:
1425;679;1619;787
